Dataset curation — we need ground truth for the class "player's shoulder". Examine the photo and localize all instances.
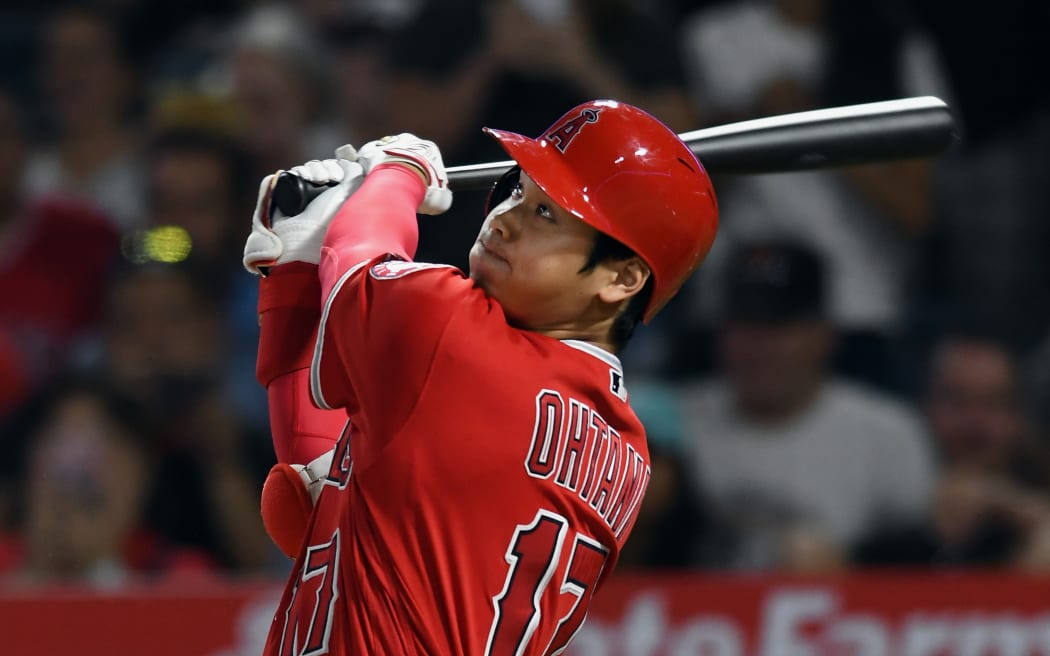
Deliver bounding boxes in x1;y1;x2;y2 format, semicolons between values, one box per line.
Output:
333;256;468;300
324;256;474;329
332;255;488;327
361;257;478;307
367;258;459;281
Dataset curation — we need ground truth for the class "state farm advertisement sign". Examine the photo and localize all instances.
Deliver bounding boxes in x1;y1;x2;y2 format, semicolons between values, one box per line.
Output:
1;573;1049;655
568;573;1050;655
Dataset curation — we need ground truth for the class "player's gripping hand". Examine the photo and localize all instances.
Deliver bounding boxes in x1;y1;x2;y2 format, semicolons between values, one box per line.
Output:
356;133;452;215
243;147;364;275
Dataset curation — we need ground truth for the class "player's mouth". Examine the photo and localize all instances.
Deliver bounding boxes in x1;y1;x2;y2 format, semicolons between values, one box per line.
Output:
479;238;509;265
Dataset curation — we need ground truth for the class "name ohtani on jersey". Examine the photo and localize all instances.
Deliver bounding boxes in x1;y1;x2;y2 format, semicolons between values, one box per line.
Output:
524;389;650;538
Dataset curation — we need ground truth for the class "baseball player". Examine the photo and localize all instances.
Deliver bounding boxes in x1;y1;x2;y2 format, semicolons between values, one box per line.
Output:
242;99;717;655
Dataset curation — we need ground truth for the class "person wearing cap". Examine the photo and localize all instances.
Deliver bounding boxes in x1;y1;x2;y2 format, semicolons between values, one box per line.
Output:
240;101;718;654
678;241;934;571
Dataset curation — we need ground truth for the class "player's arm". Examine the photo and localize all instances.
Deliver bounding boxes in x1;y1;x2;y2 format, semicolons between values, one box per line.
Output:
255;264;346;559
245;158;367;465
244;158;366;557
317;134;452;298
310;136;459;426
244;137;446;426
255;263;344;464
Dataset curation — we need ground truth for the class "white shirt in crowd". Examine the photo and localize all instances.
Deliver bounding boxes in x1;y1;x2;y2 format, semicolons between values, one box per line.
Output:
679;378;935;567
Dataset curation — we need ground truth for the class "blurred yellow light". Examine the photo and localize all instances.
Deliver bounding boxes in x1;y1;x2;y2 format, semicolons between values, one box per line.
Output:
144;225;193;263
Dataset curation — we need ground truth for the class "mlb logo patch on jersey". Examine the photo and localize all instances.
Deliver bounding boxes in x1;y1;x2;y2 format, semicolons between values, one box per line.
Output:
369;260;450;280
609;369;628;402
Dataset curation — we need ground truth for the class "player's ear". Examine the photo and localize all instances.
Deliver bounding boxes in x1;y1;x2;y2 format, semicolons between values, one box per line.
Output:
597;257;650;306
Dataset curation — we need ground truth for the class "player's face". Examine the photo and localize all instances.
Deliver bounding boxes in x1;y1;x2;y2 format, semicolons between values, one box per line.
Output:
468;172;613;330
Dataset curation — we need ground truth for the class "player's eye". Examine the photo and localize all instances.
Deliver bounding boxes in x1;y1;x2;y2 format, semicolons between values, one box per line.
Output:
536;204;555;221
509;184;523;200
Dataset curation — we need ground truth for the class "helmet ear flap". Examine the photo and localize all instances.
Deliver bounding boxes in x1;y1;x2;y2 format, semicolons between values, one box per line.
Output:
484;166;522;215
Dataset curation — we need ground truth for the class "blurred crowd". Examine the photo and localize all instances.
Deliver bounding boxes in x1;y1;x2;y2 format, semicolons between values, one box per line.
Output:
0;0;1047;584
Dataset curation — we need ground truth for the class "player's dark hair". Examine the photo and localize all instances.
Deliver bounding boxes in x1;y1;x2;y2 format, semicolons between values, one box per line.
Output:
579;232;654;352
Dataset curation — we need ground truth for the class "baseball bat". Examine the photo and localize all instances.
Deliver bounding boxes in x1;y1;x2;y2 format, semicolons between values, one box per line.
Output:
271;96;956;216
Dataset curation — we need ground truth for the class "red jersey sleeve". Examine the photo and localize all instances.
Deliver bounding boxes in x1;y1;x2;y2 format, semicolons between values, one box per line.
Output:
257;263;348;464
311;257;490;443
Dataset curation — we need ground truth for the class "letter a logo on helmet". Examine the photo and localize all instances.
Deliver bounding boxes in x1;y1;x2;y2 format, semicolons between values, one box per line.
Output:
545;108;602;153
482;100;719;323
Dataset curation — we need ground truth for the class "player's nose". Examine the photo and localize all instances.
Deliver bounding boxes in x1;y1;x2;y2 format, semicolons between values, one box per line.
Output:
489;202;522;241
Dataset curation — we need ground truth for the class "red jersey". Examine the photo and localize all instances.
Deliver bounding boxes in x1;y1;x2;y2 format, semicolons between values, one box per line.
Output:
264;256;650;655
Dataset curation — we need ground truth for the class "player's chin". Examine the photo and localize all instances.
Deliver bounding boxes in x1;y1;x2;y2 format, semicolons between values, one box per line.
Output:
467;255;491;292
469;243;507;281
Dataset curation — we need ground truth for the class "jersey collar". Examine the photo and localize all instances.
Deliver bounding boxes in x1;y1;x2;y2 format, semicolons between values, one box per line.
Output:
560;339;623;371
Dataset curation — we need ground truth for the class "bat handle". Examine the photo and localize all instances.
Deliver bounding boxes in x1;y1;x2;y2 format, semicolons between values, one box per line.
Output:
271;171;336;218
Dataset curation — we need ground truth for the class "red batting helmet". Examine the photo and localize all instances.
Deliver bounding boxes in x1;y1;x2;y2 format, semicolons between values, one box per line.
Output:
483;99;718;322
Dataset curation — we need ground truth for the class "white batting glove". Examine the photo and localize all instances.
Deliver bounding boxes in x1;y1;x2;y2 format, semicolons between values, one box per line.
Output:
356;133;452;215
243;147;364;275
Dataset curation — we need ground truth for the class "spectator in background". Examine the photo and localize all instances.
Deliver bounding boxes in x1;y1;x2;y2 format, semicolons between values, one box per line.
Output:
100;264;275;573
95;0;242;80
295;0;422;32
679;241;934;570
142;126;266;428
322;16;398;146
1026;334;1050;453
676;0;934;391
854;332;1050;569
24;6;145;229
616;381;727;570
0;378;215;585
823;0;1050;354
223;4;341;180
296;0;417;143
144;128;253;285
387;0;695;159
380;0;696;270
0;87;118;421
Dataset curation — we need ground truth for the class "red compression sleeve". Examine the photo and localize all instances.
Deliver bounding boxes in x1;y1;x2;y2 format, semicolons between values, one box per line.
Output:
257;263;347;464
257;263;321;388
267;369;345;464
319;164;426;298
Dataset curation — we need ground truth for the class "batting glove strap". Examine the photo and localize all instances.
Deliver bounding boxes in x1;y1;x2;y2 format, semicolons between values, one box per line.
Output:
243;174;284;275
357;133;452;215
299;449;335;504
